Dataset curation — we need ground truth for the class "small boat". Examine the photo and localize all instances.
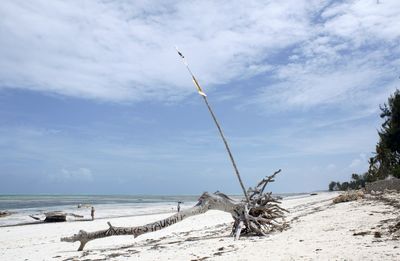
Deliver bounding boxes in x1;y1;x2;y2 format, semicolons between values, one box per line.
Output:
0;210;11;218
44;211;67;222
29;211;83;223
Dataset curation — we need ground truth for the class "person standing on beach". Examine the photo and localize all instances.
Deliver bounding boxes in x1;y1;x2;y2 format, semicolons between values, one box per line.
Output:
177;202;181;212
91;206;95;220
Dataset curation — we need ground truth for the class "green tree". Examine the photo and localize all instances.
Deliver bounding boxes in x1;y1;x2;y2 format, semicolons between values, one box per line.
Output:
350;173;365;188
368;90;400;180
328;91;400;190
341;182;350;191
329;181;336;191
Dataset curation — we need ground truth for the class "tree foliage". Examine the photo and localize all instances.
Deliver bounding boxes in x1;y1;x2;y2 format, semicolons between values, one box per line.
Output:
328;181;336;191
328;174;365;191
366;89;400;181
328;90;400;190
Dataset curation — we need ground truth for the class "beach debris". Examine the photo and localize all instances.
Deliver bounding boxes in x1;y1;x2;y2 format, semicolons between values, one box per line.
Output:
353;231;370;236
0;210;11;218
333;190;364;204
388;217;400;238
374;231;382;238
29;215;41;221
29;211;84;222
371;193;400;239
61;171;288;251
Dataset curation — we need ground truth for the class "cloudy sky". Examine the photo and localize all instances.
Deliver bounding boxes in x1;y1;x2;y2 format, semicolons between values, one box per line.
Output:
0;0;399;194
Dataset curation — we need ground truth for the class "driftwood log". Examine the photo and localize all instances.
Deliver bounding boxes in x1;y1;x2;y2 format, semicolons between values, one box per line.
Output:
61;170;288;251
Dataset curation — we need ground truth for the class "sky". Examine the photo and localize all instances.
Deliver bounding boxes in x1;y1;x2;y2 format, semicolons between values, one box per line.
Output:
0;0;399;195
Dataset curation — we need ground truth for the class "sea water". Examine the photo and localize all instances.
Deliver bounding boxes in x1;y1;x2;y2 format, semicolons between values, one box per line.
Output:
0;195;200;226
0;193;308;226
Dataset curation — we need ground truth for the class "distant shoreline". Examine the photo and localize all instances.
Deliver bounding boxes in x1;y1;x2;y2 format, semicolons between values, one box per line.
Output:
2;191;399;260
0;193;314;227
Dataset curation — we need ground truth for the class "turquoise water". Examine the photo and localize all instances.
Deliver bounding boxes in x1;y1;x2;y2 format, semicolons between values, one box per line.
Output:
0;194;201;210
0;193;306;226
0;195;201;226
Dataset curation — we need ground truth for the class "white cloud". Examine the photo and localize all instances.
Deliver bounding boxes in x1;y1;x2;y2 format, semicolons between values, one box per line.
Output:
348;153;369;170
1;0;398;110
321;0;400;44
0;0;321;102
60;167;93;181
252;0;400;112
255;56;398;111
46;167;94;182
349;158;361;168
1;1;399;193
272;124;377;157
326;163;336;170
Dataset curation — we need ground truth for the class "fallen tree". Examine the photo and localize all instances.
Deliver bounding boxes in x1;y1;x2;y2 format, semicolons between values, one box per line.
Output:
61;170;288;251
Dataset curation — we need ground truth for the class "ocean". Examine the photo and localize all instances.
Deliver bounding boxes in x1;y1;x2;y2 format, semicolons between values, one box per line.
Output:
0;193;306;226
0;195;201;227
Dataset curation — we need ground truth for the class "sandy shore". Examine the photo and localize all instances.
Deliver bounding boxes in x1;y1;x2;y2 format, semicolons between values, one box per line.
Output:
1;191;399;260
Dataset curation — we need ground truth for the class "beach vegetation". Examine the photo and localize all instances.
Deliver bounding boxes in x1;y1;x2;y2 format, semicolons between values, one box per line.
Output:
328;175;365;191
329;89;400;190
366;89;400;181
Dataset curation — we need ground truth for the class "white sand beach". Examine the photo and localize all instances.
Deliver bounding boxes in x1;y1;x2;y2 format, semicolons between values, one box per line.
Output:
1;192;399;261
